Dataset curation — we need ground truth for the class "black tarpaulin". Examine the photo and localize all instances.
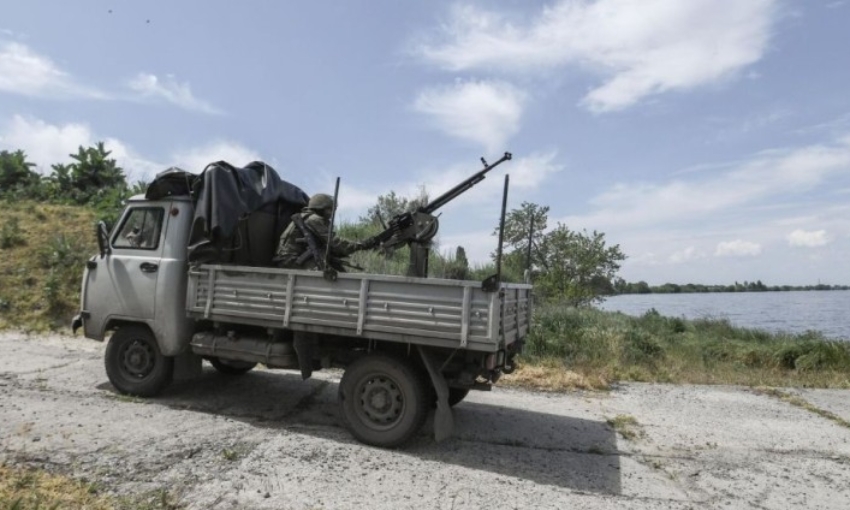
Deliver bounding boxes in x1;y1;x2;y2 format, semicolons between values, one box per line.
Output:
145;167;195;200
186;161;309;266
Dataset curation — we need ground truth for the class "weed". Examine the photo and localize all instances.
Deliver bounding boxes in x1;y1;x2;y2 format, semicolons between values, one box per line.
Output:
1;217;26;249
587;444;606;455
106;393;144;404
0;464;115;510
755;387;850;430
222;448;239;461
606;414;644;441
519;303;850;389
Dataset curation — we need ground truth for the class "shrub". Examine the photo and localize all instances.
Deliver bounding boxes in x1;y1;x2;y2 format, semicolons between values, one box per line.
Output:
0;217;26;249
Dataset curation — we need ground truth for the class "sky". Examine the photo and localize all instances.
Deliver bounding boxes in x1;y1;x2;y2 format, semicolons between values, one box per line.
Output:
1;0;849;286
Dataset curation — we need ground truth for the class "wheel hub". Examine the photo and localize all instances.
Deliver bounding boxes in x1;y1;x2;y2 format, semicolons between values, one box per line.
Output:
122;340;154;378
358;376;404;429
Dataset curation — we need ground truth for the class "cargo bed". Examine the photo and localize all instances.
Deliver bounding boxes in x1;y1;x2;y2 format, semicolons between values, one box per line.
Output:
186;264;532;352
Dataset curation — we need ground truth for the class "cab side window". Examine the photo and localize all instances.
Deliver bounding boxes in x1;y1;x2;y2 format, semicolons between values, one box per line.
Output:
113;208;165;250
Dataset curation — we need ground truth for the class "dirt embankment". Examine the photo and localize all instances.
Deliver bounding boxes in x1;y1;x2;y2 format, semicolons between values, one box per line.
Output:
2;331;850;510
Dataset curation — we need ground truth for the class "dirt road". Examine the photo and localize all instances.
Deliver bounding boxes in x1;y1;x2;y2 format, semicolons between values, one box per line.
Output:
2;331;849;509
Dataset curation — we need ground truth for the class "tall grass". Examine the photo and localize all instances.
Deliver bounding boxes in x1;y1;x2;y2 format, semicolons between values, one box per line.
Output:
510;304;850;389
0;202;98;330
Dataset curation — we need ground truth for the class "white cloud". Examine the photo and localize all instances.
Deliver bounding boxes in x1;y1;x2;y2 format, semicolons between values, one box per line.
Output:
128;73;223;115
413;80;525;151
787;229;830;247
415;0;776;111
669;246;702;264
0;115;162;181
560;136;850;232
0;115;269;182
715;240;761;257
171;141;262;173
0;41;106;99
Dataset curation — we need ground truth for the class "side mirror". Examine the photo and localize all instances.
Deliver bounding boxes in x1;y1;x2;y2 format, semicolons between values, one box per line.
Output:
96;221;111;258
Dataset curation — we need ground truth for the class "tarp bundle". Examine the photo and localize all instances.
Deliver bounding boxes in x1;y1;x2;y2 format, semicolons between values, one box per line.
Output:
145;161;309;266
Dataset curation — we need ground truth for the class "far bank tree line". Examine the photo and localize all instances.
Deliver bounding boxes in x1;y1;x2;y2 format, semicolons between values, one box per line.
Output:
1;144;629;308
615;280;850;294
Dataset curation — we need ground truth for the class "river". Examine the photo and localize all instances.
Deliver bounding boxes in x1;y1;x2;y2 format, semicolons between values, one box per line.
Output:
599;290;850;341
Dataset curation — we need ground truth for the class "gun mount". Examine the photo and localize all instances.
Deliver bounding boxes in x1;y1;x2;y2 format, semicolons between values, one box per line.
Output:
365;152;512;278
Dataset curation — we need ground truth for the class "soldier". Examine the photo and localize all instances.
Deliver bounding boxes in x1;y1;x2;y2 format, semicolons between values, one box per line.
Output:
275;193;374;380
275;193;368;270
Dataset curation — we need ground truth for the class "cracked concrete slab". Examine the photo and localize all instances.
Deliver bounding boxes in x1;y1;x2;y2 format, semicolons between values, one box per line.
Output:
2;331;849;509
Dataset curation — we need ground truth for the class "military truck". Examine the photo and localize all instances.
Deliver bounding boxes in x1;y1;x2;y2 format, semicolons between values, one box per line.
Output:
74;155;531;448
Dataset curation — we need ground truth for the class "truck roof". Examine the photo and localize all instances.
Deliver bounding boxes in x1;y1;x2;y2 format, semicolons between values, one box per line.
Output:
127;193;192;203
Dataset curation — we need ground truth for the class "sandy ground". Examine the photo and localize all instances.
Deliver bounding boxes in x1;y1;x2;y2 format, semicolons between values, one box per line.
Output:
1;331;849;510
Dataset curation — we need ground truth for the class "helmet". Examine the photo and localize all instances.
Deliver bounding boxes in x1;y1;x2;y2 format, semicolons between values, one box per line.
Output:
308;193;335;212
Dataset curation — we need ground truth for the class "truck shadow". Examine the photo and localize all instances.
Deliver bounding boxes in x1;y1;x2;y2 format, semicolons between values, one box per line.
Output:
109;367;622;495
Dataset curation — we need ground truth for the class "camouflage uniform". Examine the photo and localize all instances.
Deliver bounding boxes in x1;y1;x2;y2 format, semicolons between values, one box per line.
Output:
275;209;359;269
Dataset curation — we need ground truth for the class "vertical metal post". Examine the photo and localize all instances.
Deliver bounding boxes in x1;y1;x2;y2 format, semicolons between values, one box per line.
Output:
324;177;341;281
495;174;509;283
525;211;535;284
482;174;510;292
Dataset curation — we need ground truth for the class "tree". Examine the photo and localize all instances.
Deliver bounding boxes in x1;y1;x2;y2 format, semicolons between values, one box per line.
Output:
47;142;127;205
444;246;470;280
0;150;40;196
534;224;625;306
492;202;549;283
360;187;429;226
494;202;626;305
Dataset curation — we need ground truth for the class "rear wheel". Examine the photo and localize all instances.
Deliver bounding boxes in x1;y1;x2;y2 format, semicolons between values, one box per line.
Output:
104;325;173;397
338;354;428;448
209;358;257;375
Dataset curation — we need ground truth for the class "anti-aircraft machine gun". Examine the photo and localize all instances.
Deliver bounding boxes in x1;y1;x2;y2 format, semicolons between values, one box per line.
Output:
363;152;513;279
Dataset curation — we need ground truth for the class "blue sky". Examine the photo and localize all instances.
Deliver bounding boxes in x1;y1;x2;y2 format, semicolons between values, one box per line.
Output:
2;0;849;286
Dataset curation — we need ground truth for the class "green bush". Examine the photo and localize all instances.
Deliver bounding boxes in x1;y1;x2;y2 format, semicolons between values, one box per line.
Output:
518;303;850;386
0;217;26;249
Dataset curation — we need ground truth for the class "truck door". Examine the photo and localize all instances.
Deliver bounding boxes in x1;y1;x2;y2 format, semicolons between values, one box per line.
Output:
84;205;167;332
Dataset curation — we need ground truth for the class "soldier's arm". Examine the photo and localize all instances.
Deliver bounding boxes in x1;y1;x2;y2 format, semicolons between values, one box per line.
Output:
305;215;358;256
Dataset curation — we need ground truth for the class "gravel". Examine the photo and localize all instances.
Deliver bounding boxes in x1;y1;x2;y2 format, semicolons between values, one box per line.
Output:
2;331;849;509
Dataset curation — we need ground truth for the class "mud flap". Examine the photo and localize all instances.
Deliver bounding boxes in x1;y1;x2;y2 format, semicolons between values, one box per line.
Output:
417;346;454;442
293;332;314;380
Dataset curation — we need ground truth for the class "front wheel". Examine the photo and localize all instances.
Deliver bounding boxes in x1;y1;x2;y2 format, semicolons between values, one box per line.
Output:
338;354;428;448
104;325;173;397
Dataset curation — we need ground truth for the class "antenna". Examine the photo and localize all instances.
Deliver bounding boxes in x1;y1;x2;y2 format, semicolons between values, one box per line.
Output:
324;177;341;281
482;174;510;292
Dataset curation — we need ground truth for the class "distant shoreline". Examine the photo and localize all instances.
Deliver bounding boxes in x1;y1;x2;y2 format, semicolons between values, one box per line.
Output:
614;283;850;295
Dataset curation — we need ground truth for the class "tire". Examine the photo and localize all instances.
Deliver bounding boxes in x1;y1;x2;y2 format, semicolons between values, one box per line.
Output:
104;325;173;397
209;357;257;375
338;354;428;448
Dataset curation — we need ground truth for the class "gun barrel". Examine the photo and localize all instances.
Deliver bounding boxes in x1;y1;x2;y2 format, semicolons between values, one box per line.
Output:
421;152;512;214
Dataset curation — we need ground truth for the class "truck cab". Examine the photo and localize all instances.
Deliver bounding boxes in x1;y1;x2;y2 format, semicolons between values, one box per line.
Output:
79;195;194;357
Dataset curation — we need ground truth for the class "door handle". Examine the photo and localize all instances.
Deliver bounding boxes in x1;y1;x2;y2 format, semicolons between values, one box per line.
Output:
140;262;159;273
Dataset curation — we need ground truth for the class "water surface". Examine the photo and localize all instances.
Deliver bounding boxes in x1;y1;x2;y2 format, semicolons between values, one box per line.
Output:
599;290;850;340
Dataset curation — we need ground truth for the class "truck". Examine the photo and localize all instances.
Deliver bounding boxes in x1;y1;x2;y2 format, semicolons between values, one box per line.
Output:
73;155;531;448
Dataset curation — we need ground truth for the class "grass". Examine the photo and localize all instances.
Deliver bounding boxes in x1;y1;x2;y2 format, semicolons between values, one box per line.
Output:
755;387;850;430
0;463;184;510
0;463;113;510
606;414;644;441
510;304;850;390
0;201;98;331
